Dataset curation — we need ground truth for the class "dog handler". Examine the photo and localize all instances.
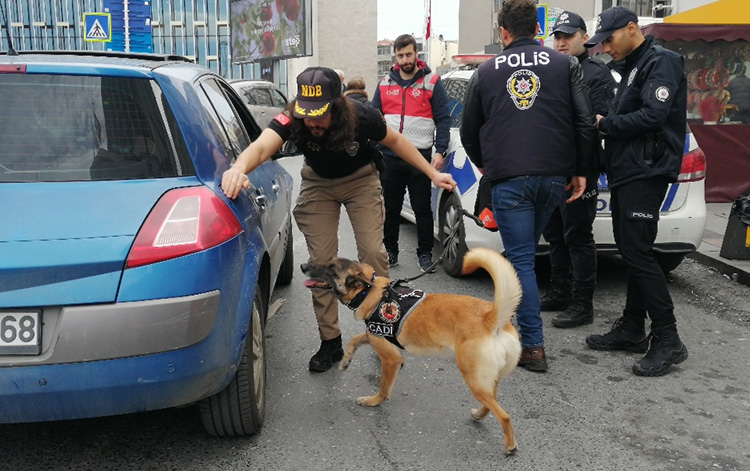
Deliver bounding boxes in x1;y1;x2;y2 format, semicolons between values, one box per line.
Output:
221;67;456;373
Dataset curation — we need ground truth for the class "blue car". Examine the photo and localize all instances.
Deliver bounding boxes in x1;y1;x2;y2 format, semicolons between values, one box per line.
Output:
0;51;295;435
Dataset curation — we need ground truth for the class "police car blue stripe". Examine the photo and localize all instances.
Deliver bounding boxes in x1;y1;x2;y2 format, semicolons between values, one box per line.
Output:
661;183;679;211
445;151;478;195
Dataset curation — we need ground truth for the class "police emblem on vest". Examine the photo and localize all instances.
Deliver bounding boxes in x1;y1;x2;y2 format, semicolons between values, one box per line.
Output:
364;285;426;349
507;69;541;110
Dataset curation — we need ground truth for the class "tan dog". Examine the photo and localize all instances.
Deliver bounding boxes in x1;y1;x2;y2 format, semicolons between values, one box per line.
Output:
300;247;522;454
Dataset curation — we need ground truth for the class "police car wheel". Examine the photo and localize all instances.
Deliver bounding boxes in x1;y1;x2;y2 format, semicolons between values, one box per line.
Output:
438;192;469;277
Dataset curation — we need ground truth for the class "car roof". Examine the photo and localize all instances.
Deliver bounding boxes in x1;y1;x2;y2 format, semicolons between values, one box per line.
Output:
0;51;212;81
441;69;475;80
229;79;278;88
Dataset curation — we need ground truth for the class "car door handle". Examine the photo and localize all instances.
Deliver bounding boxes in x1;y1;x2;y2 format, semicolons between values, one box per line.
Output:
271;181;280;193
255;193;268;206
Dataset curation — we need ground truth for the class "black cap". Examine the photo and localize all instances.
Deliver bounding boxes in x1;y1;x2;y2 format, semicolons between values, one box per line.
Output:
585;6;639;47
551;11;587;35
293;67;341;118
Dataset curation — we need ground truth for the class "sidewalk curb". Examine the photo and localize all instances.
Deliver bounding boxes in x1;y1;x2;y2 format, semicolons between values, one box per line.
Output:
687;251;750;287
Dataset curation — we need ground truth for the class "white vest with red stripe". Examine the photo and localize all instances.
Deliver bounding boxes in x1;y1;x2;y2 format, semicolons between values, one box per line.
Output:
378;72;439;151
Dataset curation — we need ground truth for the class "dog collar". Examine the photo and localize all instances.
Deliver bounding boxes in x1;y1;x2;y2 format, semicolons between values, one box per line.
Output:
344;272;375;311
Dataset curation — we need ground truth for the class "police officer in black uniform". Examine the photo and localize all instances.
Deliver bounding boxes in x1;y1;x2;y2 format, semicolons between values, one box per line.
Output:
460;0;597;372
540;11;617;329
584;6;689;377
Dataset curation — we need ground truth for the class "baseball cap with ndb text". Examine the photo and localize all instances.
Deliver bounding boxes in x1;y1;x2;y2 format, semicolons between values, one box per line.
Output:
551;11;587;35
584;6;639;47
293;67;341;119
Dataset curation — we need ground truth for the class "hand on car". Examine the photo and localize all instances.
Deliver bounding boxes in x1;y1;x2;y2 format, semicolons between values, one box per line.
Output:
221;167;250;199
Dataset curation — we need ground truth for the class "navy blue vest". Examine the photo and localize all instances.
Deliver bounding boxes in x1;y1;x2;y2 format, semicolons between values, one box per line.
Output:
475;37;578;183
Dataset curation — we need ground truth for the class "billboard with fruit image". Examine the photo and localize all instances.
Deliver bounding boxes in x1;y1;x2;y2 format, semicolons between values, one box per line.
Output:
230;0;312;63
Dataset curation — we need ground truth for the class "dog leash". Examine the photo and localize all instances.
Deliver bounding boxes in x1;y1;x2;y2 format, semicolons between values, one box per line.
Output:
390;208;485;288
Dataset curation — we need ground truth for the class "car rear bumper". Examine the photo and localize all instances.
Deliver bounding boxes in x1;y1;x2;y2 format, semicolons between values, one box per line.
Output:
0;291;236;424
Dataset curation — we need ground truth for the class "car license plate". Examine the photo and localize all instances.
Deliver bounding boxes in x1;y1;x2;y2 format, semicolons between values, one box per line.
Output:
0;311;41;355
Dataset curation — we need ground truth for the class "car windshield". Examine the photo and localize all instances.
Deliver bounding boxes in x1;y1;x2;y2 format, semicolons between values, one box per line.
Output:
0;74;179;182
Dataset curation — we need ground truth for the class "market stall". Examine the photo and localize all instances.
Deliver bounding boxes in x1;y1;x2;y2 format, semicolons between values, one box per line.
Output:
643;0;750;202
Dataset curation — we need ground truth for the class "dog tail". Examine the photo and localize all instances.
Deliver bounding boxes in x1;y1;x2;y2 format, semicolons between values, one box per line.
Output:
462;248;522;331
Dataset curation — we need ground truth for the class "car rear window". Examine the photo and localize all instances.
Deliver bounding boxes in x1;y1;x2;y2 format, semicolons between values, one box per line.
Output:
0;74;180;182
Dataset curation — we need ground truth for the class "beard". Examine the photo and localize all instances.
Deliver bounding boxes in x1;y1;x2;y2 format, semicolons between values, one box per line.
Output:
400;61;416;74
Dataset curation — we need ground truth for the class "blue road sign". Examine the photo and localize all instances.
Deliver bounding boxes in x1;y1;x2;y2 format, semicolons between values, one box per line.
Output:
84;12;111;42
536;4;548;39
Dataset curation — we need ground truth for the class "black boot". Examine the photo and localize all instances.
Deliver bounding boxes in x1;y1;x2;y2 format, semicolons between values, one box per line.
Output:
552;283;594;328
540;277;572;311
309;335;344;372
585;311;649;353
632;324;688;376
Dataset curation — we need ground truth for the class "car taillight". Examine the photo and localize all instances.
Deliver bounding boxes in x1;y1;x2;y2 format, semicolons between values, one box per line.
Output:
125;186;243;269
677;147;706;183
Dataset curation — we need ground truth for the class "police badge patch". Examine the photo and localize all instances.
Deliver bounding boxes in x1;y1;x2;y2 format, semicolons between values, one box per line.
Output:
507;69;541;111
379;301;401;323
345;141;360;156
655;86;670;102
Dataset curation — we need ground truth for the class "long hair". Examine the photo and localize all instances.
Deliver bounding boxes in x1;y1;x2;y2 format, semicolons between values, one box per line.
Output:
286;96;357;152
497;0;537;39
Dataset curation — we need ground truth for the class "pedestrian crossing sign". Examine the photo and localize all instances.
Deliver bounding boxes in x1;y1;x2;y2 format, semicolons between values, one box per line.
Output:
83;12;111;42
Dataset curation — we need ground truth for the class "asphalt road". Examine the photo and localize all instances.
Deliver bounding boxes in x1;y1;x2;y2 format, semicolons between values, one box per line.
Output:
1;156;749;471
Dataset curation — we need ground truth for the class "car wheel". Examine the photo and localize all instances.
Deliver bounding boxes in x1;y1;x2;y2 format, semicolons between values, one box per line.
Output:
200;284;266;436
438;192;469;277
656;253;686;273
276;220;294;286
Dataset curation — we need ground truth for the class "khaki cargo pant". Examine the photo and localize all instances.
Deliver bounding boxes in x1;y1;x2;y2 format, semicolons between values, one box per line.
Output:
293;162;390;340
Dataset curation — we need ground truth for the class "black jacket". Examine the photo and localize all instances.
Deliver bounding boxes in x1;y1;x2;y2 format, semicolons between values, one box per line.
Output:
598;35;687;188
577;51;617;178
461;37;597;185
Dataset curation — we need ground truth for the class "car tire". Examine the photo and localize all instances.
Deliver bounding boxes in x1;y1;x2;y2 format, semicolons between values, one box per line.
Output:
438;192;469;277
656;253;686;273
199;284;266;436
276;220;294;286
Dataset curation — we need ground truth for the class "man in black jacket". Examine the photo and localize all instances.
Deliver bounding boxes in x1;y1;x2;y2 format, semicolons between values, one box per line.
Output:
460;0;597;372
540;11;616;329
584;6;689;377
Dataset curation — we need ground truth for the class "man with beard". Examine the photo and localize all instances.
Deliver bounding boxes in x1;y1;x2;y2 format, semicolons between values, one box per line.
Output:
222;67;456;372
460;0;597;372
372;34;451;273
539;11;616;329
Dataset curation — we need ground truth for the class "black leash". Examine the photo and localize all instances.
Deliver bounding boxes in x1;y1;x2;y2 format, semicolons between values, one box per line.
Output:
390;207;485;288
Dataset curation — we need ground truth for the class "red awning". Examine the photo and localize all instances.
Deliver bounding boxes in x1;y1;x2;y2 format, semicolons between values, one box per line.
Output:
642;23;750;42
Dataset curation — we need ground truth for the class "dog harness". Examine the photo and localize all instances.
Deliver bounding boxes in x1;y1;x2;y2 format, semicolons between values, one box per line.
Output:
363;285;425;350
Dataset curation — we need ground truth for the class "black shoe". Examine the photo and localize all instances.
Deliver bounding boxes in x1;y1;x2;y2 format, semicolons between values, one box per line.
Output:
552;303;594;328
632;326;688;377
387;251;399;268
586;317;649;353
540;277;572;311
418;252;436;273
518;347;548;372
309;336;344;372
552;283;594;328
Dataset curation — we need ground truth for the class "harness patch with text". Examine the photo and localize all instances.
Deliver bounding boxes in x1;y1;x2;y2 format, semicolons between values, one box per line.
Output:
507;69;541;111
364;285;426;349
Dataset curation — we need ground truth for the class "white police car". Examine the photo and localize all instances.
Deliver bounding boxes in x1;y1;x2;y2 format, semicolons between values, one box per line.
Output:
401;68;707;276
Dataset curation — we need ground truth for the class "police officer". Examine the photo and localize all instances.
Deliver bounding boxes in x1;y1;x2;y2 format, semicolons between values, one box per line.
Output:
460;0;598;372
540;11;617;329
584;6;689;376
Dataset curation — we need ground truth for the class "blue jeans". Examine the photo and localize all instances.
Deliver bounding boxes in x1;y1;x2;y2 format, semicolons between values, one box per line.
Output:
492;176;567;348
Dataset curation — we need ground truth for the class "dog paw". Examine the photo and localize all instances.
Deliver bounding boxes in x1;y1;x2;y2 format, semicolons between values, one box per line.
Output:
338;361;349;371
471;407;489;420
504;444;518;455
356;395;384;407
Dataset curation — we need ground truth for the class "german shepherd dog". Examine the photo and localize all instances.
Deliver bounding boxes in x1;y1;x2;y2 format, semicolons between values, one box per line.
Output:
301;247;522;454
